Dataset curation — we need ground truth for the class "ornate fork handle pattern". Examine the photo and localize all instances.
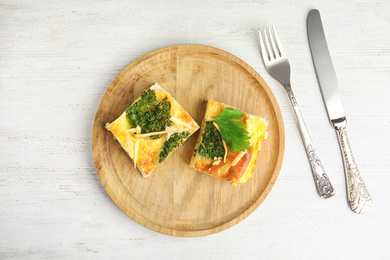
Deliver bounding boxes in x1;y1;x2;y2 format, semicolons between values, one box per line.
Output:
307;144;334;198
285;84;297;106
286;84;335;199
334;121;372;214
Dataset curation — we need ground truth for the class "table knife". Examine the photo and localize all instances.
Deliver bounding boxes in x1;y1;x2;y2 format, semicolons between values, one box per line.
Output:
307;9;372;214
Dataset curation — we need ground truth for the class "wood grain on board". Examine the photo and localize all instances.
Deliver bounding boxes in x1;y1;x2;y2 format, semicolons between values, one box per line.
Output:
92;44;285;237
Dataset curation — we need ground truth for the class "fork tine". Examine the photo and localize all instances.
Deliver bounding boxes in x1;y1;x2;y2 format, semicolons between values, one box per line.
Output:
271;25;285;57
258;29;270;62
268;26;280;58
263;28;275;59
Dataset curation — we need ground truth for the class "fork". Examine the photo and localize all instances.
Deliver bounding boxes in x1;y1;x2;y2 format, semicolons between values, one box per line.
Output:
258;26;335;199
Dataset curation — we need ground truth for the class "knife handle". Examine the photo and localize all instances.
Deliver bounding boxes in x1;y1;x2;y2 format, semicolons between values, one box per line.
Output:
334;121;372;213
285;84;335;199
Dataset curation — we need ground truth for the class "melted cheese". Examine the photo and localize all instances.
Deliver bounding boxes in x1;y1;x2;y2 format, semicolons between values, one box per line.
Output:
232;115;268;186
212;160;222;165
106;112;166;175
231;151;246;166
134;130;177;138
136;126;142;135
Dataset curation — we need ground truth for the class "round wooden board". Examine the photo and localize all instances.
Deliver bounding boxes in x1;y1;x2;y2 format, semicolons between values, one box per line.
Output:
92;44;285;237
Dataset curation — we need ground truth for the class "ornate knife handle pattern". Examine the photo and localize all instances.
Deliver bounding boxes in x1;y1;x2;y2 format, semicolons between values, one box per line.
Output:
286;84;335;199
334;122;372;214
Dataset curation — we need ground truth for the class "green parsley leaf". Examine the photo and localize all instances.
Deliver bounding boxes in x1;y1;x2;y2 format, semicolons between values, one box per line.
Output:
212;107;251;153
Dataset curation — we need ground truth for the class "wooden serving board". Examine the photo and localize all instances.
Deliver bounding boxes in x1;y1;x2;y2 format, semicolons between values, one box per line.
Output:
92;44;285;237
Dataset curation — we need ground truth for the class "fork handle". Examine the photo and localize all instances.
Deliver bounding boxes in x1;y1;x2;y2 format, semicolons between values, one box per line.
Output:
285;84;335;199
333;120;372;213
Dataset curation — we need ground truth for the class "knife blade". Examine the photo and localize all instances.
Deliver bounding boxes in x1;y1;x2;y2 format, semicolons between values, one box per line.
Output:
307;9;372;214
307;9;345;125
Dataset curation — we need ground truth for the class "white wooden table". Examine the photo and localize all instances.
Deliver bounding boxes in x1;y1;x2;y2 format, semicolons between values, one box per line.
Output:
1;0;389;259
